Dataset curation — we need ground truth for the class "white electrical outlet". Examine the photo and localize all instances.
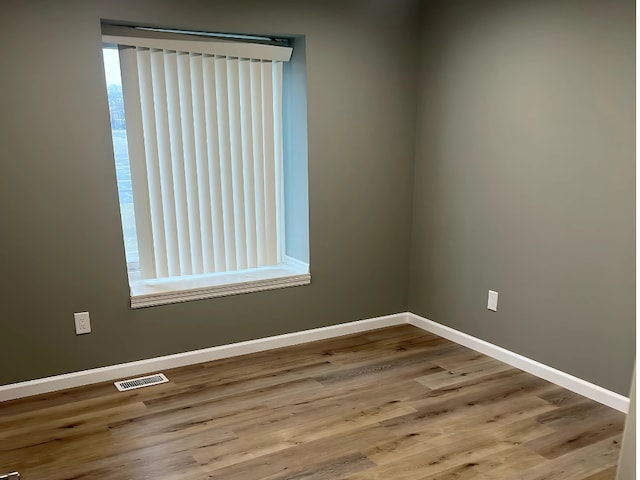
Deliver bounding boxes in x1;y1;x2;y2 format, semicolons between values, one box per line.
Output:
487;290;498;311
74;312;91;334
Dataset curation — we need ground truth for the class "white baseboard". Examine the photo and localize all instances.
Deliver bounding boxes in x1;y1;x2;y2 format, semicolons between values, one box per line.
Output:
406;313;630;413
0;311;630;413
0;313;405;403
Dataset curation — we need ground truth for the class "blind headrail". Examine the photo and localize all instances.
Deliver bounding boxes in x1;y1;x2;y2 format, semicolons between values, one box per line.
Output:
102;25;293;62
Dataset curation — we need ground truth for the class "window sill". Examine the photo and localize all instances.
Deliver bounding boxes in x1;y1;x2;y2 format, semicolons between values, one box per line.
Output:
129;258;310;309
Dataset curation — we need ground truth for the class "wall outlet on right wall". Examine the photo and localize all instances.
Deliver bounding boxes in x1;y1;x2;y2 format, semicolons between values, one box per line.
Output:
487;290;498;312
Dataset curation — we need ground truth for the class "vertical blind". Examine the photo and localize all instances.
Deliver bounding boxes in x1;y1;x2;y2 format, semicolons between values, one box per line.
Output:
115;38;291;280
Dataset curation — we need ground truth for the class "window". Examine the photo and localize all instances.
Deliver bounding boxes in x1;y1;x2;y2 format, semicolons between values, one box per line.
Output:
102;25;310;308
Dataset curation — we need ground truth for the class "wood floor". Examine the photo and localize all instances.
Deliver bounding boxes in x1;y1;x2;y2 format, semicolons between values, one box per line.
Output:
0;325;626;479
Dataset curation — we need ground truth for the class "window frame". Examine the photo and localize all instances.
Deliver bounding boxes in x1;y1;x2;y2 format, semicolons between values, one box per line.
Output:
102;26;310;308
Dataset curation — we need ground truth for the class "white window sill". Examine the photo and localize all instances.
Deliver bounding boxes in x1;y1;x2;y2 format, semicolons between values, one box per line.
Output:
129;258;310;309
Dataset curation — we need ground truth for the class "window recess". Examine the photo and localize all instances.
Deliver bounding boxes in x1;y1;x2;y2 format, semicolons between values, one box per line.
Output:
102;25;309;308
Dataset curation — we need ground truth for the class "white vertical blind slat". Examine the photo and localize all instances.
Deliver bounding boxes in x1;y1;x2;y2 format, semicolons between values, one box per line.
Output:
250;60;267;266
226;58;248;270
119;47;156;279
136;48;169;278
189;54;214;273
261;61;277;265
272;61;284;263
163;50;192;276
150;49;180;277
177;51;202;274
239;59;258;268
203;55;227;272
214;56;237;271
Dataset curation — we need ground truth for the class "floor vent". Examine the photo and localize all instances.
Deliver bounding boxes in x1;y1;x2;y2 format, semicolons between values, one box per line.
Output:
114;373;168;392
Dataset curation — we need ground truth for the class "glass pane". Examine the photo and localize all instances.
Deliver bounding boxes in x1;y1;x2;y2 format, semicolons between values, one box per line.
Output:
103;48;140;272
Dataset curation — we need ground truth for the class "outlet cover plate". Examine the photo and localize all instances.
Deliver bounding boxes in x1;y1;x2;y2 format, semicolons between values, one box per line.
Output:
74;312;91;334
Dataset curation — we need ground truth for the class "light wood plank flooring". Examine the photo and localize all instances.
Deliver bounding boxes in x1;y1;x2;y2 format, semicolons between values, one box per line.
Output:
0;325;625;479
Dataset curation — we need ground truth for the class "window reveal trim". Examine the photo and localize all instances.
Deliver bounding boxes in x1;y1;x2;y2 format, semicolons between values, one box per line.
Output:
130;256;310;308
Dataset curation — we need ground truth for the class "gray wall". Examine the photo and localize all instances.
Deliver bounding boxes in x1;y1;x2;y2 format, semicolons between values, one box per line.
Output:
409;0;635;394
0;0;418;384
